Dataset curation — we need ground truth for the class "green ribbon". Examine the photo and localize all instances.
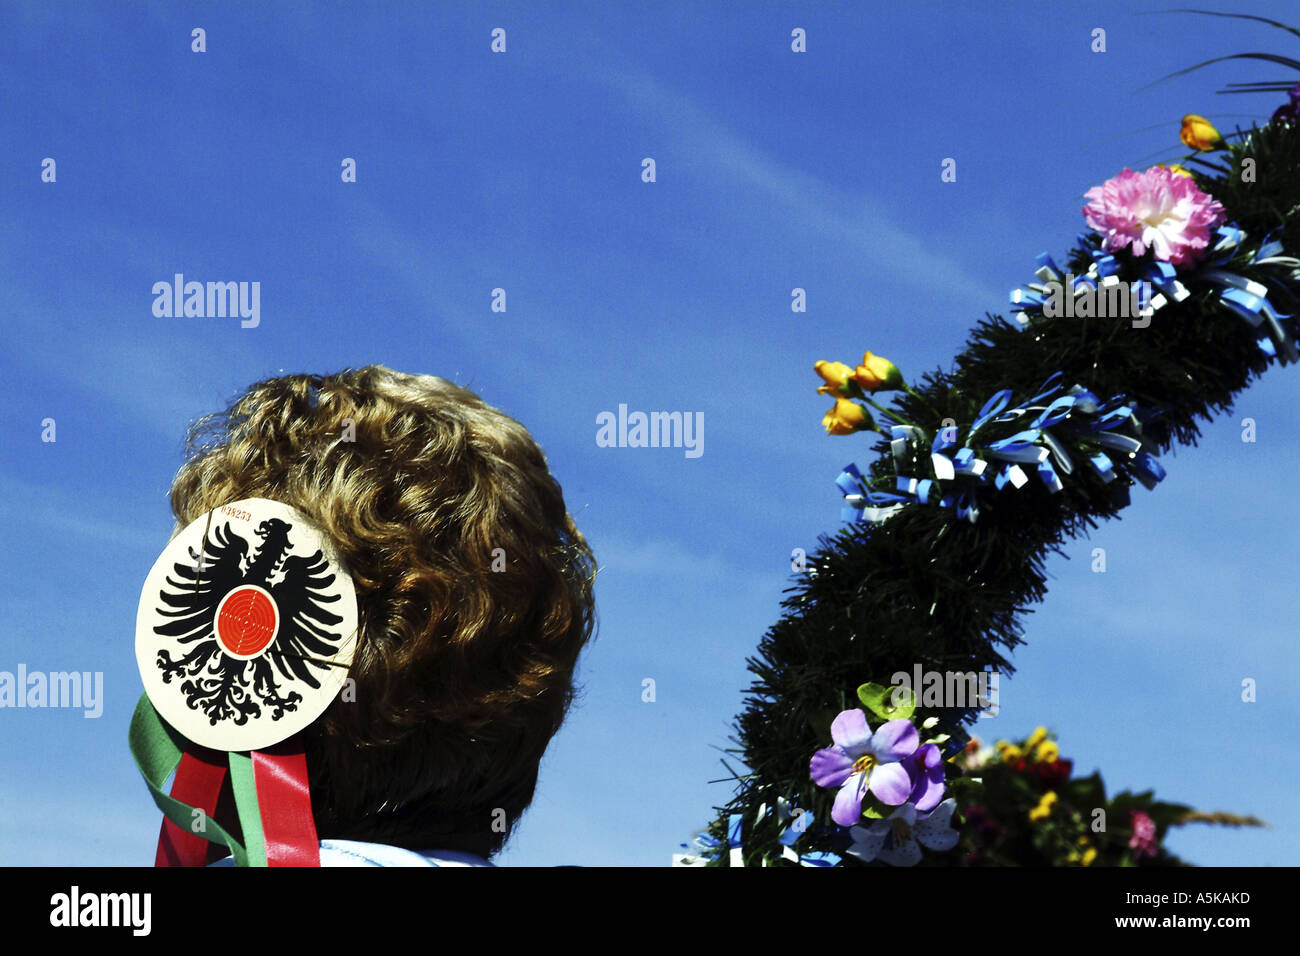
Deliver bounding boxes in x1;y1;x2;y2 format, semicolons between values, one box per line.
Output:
128;693;268;867
228;751;267;866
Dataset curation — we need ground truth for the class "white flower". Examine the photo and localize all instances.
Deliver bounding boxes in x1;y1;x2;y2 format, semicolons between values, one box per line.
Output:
846;798;960;867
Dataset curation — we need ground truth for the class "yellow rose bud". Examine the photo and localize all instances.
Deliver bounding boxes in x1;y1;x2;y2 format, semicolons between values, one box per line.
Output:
814;360;858;397
1081;847;1097;867
1000;744;1022;762
822;397;872;436
1034;740;1059;763
1158;163;1194;178
851;351;905;392
1180;114;1224;151
1025;726;1048;750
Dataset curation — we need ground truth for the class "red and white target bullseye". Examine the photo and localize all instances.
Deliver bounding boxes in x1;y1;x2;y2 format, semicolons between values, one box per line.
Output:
214;585;280;659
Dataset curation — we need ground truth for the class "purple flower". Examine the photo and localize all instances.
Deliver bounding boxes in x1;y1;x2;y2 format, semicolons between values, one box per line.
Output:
1272;83;1300;125
810;710;919;826
905;742;946;812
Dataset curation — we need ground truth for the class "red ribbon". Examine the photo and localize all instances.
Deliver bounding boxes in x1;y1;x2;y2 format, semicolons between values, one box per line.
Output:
155;735;321;867
156;745;229;867
252;735;321;867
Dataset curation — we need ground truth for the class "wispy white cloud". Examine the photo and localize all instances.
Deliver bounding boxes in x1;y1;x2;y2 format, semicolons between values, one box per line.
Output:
571;57;997;307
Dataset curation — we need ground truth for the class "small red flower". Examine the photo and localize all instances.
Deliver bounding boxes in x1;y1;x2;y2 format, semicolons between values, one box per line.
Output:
1033;758;1073;789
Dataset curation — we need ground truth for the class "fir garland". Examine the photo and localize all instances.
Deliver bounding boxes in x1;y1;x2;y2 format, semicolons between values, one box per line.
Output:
687;34;1299;868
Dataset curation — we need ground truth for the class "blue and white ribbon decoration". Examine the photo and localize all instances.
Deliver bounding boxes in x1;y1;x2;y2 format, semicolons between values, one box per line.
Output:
755;797;806;864
728;812;744;866
838;372;1165;526
671;830;722;867
1010;226;1300;363
1196;225;1300;364
674;800;842;866
1010;235;1164;326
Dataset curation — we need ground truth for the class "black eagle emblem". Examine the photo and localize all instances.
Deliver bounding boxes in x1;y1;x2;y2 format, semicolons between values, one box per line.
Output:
154;516;346;726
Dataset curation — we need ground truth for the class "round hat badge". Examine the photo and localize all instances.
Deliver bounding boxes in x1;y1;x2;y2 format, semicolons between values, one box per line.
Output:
135;498;358;752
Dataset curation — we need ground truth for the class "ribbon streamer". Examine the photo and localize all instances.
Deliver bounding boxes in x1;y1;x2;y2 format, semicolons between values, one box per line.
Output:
252;738;322;867
130;694;250;867
155;746;229;867
130;693;321;867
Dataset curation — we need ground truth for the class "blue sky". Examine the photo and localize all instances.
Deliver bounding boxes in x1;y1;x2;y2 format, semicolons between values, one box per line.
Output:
1;0;1296;866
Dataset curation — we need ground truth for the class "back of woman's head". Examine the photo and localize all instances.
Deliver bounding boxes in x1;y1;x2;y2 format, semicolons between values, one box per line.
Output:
168;365;597;856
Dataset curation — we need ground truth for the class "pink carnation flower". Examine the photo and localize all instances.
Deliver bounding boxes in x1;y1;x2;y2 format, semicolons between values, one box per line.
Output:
1083;166;1225;268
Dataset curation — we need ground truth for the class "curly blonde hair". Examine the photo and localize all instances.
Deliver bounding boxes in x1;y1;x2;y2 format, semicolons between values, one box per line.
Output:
168;365;596;856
